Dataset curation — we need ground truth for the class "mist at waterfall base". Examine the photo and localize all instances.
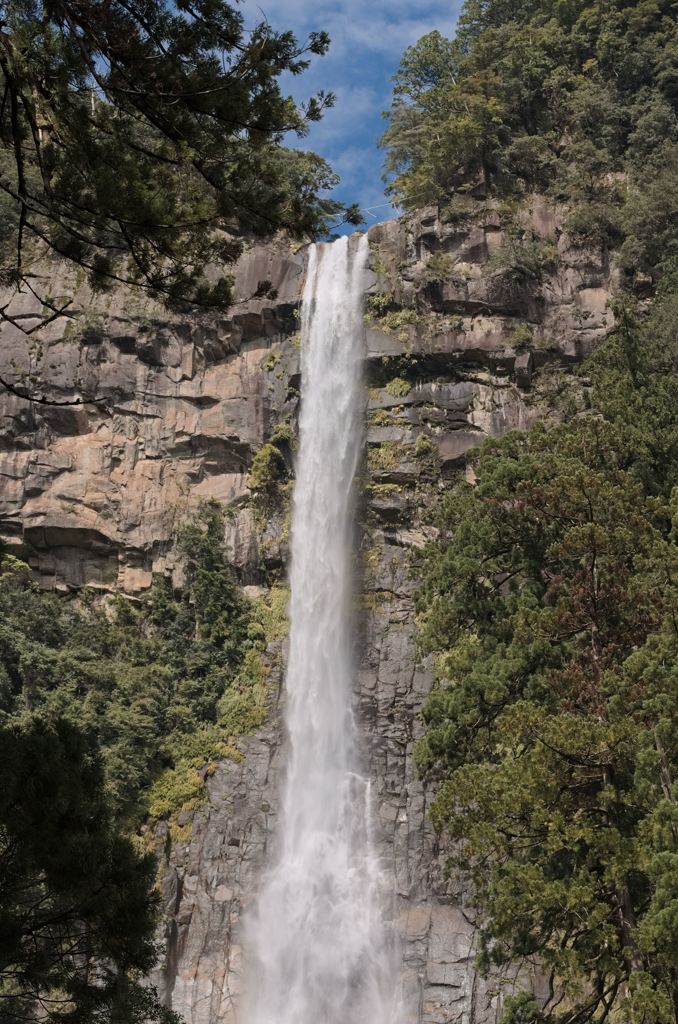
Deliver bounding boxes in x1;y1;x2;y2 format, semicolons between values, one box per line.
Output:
243;235;400;1024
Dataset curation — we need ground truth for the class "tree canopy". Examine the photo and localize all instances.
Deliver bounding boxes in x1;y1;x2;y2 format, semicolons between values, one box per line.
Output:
0;501;267;825
417;432;678;1016
400;8;678;1011
415;230;678;1024
382;0;678;264
0;0;359;328
0;715;176;1024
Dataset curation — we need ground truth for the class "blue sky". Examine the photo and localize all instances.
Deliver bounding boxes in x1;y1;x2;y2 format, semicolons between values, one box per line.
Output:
239;0;462;230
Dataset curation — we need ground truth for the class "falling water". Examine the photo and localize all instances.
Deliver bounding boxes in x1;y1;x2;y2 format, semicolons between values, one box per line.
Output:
244;234;398;1024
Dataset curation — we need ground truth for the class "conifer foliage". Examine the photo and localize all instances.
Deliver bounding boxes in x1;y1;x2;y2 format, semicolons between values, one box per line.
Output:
0;0;358;321
401;4;678;1019
382;0;678;265
0;717;176;1024
0;502;255;1022
416;300;678;1020
417;418;678;1021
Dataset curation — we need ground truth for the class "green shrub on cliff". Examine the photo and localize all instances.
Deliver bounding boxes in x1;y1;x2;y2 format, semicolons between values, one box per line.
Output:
385;376;412;398
249;443;286;494
248;423;295;528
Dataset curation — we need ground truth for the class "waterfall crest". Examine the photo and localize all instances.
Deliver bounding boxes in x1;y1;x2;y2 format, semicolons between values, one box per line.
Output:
244;234;398;1024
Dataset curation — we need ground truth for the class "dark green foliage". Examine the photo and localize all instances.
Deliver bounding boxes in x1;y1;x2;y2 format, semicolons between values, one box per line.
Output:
391;8;678;1015
585;282;678;494
0;501;275;1021
0;500;251;824
0;0;360;317
618;146;678;276
415;300;678;1021
0;716;178;1023
382;2;678;261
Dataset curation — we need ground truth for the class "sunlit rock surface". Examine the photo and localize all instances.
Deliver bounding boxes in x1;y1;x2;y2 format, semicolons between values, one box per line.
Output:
0;203;614;1023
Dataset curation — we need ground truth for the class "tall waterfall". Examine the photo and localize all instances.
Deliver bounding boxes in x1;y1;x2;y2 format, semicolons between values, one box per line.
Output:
244;234;398;1024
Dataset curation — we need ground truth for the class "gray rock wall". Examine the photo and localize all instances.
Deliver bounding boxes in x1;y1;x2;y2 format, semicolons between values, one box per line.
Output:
0;202;614;1023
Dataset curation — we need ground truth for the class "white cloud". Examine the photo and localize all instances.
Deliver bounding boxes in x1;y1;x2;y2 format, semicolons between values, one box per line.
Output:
243;1;452;39
239;0;456;62
305;85;381;148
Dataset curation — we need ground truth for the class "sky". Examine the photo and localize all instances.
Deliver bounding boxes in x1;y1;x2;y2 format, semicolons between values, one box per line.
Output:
238;0;462;231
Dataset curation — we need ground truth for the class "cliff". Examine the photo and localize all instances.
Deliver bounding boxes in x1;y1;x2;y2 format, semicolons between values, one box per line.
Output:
0;200;615;1024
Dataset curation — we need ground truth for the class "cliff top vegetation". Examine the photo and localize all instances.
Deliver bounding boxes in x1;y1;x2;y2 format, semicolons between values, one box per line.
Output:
383;0;678;274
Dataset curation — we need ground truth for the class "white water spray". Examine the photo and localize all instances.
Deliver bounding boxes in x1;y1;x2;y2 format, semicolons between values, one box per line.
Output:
244;234;398;1024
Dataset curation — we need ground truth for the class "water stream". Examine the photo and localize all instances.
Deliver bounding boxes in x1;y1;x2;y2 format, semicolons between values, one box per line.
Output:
244;234;398;1024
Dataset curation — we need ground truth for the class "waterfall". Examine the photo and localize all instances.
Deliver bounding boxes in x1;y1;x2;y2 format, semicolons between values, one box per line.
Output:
244;234;398;1024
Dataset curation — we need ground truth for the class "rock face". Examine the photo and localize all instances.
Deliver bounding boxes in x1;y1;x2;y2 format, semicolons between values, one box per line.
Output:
0;238;304;590
0;201;614;1023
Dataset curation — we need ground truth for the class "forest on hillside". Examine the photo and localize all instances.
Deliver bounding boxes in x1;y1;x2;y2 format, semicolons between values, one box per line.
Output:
381;1;678;1020
0;0;677;1022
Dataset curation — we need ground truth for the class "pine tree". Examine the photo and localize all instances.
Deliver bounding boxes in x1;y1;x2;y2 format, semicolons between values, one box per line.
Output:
0;0;359;329
0;716;177;1023
415;323;678;1020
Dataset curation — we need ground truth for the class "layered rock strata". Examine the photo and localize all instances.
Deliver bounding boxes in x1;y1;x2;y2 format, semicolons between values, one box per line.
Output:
0;202;615;1024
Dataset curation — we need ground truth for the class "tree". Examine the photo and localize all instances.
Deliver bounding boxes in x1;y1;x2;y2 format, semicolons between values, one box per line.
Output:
415;295;678;1024
0;501;280;1019
382;0;678;255
0;501;253;824
394;12;678;1003
0;0;360;334
584;282;678;495
0;715;177;1024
